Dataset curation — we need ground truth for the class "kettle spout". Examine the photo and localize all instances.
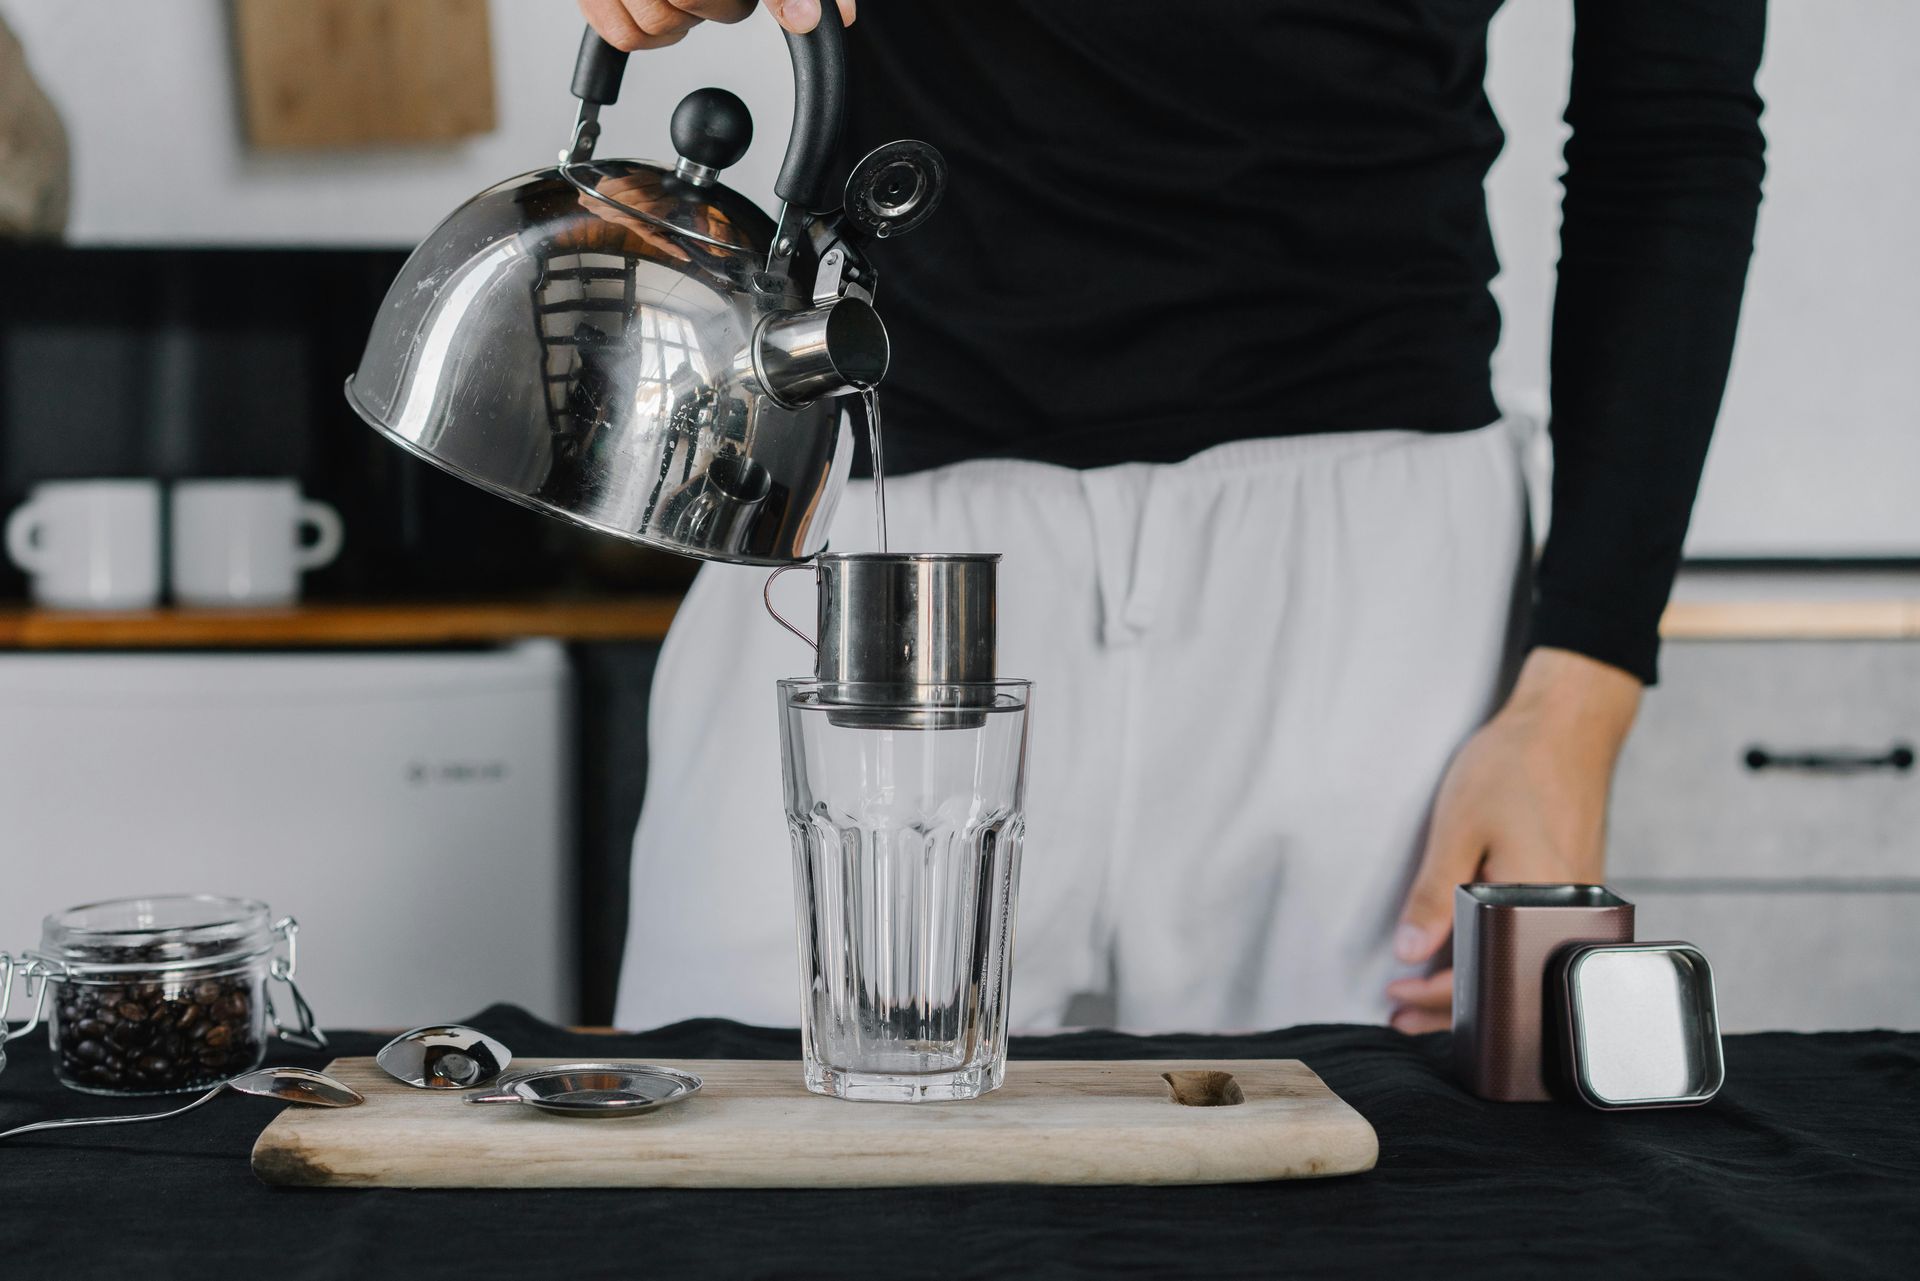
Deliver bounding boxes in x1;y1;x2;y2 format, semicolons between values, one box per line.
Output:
754;299;890;406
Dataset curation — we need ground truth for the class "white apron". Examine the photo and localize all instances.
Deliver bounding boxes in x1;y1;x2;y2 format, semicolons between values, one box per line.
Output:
616;421;1531;1032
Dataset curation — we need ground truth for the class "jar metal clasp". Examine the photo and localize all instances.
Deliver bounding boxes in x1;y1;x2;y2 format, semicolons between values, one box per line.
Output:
265;917;327;1050
0;952;63;1075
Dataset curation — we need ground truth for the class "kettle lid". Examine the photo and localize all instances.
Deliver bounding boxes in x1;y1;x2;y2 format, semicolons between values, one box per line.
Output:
556;88;765;254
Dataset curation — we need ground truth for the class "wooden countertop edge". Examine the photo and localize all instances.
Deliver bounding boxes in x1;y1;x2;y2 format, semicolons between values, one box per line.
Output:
1657;599;1920;640
0;595;683;648
0;596;1915;648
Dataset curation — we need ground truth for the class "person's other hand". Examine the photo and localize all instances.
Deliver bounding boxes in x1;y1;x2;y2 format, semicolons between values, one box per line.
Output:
578;0;856;50
1385;647;1642;1034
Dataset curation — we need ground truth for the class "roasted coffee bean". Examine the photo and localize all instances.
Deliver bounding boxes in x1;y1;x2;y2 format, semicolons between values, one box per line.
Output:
57;967;258;1094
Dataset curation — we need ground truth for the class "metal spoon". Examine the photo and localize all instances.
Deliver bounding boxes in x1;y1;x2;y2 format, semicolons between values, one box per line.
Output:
0;1066;363;1142
464;1063;702;1117
376;1025;512;1089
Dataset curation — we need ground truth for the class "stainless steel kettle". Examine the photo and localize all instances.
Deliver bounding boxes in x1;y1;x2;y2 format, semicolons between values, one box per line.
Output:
345;12;946;565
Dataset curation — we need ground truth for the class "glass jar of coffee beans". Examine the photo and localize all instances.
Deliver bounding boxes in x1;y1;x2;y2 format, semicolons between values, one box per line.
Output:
5;895;325;1096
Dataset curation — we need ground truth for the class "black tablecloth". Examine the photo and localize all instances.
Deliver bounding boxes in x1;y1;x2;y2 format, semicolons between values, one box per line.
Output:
3;1006;1916;1280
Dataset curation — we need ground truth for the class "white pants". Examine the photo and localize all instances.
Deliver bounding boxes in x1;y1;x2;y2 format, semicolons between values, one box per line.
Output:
617;422;1531;1032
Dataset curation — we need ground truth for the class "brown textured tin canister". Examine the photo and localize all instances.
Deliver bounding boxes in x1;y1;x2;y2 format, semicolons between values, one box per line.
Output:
1450;884;1635;1102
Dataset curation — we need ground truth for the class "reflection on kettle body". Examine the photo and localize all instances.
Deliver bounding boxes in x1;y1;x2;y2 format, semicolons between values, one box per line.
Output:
659;451;775;558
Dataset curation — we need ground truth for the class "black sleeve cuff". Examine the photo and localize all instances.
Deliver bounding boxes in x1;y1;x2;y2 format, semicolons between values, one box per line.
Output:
1526;589;1662;686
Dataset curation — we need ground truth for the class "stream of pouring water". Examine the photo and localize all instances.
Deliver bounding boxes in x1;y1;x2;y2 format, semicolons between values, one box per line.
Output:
863;387;889;553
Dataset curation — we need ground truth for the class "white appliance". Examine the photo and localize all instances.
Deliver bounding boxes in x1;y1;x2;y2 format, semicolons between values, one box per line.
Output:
0;642;570;1027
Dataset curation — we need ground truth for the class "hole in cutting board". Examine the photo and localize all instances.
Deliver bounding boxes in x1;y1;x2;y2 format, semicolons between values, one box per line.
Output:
1162;1070;1245;1106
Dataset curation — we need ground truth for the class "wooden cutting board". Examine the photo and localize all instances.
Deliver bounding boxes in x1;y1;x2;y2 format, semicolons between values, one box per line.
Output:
253;1058;1378;1188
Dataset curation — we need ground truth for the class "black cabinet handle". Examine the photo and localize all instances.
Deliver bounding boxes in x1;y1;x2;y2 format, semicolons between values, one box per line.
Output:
1744;743;1915;774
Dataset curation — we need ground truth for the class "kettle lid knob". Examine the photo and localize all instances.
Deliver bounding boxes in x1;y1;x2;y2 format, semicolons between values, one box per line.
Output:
671;88;754;183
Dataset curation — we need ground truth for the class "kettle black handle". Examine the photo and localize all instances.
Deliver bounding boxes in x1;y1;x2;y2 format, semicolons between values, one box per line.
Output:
571;29;629;106
568;9;846;212
774;4;848;211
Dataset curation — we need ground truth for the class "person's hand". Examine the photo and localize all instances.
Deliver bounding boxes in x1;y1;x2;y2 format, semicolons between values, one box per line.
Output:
1385;646;1642;1034
579;0;855;50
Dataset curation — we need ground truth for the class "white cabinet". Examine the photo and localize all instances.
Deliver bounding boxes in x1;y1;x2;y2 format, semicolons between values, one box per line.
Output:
0;642;572;1026
1609;639;1920;1031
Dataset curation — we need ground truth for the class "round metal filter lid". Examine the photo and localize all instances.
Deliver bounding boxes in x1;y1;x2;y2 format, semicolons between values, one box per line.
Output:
463;1063;703;1117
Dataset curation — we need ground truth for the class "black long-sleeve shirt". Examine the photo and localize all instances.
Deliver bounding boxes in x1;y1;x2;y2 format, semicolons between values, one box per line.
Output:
838;0;1767;682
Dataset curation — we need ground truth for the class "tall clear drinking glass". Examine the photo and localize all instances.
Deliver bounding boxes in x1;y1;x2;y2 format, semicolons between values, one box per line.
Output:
778;678;1031;1102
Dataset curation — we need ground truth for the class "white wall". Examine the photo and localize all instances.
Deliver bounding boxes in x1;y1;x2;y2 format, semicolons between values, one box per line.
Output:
1484;0;1920;557
5;0;1916;555
0;0;797;243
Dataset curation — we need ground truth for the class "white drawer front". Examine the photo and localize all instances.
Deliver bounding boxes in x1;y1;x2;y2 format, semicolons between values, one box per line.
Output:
1620;885;1920;1032
1610;641;1920;879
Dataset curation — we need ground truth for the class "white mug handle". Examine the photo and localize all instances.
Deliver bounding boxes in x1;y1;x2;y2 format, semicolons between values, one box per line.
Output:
4;502;47;574
294;499;343;572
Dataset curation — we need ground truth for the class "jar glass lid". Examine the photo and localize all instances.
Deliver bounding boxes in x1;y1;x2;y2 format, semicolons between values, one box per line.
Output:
39;895;273;968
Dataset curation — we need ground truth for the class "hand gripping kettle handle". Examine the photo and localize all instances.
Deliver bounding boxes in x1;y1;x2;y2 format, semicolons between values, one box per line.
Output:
569;12;845;211
775;4;849;211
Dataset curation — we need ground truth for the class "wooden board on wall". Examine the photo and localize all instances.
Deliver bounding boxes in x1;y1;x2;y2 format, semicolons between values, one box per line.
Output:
232;0;496;148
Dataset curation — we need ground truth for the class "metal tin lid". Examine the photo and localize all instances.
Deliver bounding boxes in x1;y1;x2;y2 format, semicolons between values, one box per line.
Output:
1557;942;1725;1110
463;1063;703;1117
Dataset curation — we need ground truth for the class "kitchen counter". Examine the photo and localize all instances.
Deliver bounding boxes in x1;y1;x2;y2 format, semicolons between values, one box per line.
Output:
1659;599;1920;639
1661;567;1920;639
0;595;680;648
2;585;1918;649
2;1005;1914;1279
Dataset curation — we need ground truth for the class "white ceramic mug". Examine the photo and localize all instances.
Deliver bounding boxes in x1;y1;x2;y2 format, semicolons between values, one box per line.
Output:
5;479;163;610
170;479;343;607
